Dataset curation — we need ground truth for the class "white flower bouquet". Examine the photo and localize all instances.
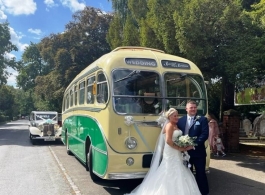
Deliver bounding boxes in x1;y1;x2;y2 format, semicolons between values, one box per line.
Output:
174;135;197;168
174;134;197;148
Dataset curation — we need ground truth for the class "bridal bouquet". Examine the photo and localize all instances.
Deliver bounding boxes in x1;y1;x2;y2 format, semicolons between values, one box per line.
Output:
174;134;197;148
174;135;197;168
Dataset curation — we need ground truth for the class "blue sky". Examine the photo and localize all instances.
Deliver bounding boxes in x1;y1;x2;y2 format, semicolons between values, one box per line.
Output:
0;0;112;86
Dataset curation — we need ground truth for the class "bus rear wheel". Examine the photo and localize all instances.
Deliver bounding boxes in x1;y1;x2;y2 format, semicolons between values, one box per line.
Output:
86;145;100;181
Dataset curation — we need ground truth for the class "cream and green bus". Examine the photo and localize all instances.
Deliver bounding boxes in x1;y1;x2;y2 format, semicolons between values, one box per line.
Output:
61;46;209;181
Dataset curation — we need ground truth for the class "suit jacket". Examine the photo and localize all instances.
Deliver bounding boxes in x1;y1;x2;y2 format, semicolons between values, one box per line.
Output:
177;115;209;158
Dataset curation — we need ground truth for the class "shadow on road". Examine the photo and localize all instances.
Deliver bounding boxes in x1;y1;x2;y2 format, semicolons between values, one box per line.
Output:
0;128;63;147
208;167;265;195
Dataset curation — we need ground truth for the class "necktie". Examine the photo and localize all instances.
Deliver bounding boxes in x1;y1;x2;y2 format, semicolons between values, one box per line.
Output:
189;117;194;127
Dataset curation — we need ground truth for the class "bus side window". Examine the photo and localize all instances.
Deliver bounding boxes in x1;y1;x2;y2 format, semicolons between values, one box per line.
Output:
87;76;95;104
74;85;78;105
79;81;85;105
70;89;73;107
97;73;108;104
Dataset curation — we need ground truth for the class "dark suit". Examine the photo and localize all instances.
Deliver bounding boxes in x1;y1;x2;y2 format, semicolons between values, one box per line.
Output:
177;115;209;195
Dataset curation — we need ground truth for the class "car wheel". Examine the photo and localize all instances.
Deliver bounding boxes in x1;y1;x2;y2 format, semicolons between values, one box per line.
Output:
86;145;100;181
30;133;36;145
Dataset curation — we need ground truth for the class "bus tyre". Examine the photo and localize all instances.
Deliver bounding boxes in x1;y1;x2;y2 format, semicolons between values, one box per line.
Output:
87;146;99;182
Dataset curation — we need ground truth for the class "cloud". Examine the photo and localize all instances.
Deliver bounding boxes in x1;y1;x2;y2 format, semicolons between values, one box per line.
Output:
44;0;59;11
60;0;86;12
0;9;7;20
4;52;16;59
6;67;18;87
44;0;55;7
28;28;42;35
9;27;28;52
0;0;36;15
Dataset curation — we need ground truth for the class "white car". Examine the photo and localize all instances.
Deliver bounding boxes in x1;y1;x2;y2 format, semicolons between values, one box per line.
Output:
28;111;62;145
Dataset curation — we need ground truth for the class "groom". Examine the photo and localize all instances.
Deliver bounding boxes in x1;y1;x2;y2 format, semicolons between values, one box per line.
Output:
177;100;209;195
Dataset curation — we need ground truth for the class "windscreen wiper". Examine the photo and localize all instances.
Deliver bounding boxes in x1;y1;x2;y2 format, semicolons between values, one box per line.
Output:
114;70;140;83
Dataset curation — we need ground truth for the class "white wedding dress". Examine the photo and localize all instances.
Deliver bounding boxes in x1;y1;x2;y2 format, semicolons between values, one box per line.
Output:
126;130;201;195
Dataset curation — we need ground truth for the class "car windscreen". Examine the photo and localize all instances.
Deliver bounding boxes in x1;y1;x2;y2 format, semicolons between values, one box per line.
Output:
35;114;57;120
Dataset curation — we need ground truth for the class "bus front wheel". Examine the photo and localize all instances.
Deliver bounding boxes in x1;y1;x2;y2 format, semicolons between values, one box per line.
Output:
86;146;100;181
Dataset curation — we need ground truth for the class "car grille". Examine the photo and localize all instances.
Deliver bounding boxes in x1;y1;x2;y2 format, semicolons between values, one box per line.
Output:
43;124;55;136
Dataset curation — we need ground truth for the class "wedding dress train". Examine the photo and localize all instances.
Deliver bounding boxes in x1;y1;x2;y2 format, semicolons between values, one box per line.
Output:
126;130;201;195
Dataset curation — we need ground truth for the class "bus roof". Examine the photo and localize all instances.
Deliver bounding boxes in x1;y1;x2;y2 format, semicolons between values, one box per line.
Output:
111;46;165;53
67;46;201;90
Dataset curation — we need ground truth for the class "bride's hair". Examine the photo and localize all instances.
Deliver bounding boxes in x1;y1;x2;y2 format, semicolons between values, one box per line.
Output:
165;108;178;119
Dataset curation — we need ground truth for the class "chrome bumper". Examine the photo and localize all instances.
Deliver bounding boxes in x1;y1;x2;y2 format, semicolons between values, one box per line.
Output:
108;172;147;179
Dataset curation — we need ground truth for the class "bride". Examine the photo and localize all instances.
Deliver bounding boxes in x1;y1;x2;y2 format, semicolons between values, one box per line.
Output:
126;108;201;195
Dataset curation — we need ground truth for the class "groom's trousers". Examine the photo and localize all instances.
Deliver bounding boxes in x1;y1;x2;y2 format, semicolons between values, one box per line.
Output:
189;156;209;195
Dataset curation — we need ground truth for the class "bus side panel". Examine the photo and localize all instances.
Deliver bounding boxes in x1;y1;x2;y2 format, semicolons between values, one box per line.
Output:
92;147;108;176
77;115;108;176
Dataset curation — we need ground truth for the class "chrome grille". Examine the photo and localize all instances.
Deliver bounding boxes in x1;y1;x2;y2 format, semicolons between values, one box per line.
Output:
43;124;55;136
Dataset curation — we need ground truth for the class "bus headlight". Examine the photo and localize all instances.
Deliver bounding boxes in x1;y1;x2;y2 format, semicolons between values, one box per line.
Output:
125;137;137;150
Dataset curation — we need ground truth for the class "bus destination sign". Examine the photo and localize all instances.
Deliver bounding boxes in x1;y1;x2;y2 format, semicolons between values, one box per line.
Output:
161;60;190;69
125;58;157;67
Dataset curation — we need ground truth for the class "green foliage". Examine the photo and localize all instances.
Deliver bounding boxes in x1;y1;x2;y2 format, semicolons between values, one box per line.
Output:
107;15;123;49
9;1;265;119
16;42;45;91
0;85;15;119
146;0;180;54
16;7;112;112
122;14;140;45
0;22;18;85
139;18;164;49
207;80;222;120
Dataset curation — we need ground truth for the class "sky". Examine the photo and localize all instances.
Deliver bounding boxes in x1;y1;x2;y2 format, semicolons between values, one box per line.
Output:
0;0;112;87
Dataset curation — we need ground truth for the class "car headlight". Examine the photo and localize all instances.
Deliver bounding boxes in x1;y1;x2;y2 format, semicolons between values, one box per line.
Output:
54;124;60;130
125;137;137;150
38;124;44;131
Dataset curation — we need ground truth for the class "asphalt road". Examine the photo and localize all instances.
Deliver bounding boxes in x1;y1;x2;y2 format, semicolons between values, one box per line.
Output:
0;120;264;195
208;151;265;195
0;120;74;195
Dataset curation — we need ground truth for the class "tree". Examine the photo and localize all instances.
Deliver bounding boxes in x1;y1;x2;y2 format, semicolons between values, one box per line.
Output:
122;14;140;45
106;15;123;49
19;7;113;111
173;0;261;118
16;42;45;91
0;85;15;119
145;0;181;54
0;22;18;85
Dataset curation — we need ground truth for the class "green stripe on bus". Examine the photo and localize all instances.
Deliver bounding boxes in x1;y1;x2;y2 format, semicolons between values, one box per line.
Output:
63;115;108;176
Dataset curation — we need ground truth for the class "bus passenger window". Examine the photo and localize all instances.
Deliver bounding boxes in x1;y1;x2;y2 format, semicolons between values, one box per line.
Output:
79;81;85;105
74;85;78;105
70;89;73;107
97;73;108;104
87;76;95;104
97;94;105;103
66;94;69;109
